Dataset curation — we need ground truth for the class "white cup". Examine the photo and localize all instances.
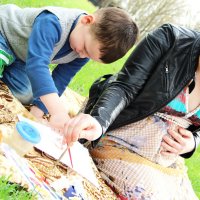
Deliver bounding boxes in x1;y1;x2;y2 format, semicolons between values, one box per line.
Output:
6;121;41;156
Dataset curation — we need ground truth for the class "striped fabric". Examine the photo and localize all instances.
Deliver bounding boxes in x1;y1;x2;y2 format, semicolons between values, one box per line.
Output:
0;49;14;77
161;87;200;126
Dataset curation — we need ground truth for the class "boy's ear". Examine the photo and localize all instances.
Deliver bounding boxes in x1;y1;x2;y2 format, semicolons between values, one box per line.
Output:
81;14;95;25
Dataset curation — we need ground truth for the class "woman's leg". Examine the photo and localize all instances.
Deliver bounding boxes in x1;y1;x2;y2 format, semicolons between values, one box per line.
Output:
90;137;198;200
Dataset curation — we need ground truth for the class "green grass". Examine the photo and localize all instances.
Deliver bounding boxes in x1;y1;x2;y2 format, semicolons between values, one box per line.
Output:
0;176;35;200
0;0;95;12
185;147;200;198
69;54;130;96
0;0;200;199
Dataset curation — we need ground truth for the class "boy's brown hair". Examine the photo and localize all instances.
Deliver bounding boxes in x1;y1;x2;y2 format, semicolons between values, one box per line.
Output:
91;7;139;64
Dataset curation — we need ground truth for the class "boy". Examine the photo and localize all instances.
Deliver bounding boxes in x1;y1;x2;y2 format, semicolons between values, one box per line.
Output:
0;4;138;130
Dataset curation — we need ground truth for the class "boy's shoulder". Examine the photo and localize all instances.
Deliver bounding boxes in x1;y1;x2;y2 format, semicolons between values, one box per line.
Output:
40;6;87;22
42;6;86;17
0;4;86;21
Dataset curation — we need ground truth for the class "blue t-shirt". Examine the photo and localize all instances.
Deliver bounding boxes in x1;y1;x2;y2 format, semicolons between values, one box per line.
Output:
26;11;89;113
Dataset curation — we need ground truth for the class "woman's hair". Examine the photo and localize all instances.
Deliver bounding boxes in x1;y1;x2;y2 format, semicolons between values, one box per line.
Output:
91;7;139;63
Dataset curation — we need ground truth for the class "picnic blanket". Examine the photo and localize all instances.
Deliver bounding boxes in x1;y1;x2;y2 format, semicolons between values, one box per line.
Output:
0;81;117;200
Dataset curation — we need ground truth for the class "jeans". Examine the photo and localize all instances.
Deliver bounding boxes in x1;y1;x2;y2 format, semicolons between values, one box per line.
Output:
0;33;33;105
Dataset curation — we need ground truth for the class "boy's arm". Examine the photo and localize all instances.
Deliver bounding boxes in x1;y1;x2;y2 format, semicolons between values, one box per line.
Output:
52;57;89;96
25;12;72;128
31;57;89;117
26;12;61;114
40;93;70;129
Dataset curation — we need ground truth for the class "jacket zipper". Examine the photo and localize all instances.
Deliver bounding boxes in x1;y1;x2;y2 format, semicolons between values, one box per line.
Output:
164;64;169;92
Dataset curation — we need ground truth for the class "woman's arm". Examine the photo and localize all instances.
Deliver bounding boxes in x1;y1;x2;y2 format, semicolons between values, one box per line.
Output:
90;24;176;133
63;24;180;145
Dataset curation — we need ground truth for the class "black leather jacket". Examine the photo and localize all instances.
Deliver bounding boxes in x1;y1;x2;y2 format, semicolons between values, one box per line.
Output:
90;24;200;156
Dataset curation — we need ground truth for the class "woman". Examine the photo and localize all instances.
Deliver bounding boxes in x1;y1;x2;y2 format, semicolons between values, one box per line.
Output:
63;23;200;199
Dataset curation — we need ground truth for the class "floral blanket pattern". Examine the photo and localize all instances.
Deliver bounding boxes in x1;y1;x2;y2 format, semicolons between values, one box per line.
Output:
0;81;117;200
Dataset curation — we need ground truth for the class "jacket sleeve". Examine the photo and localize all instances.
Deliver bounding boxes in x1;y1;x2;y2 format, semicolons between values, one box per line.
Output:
89;24;176;134
181;131;200;158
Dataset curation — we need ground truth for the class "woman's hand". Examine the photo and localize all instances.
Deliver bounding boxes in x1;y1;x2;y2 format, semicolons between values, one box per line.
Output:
161;127;195;156
63;113;102;146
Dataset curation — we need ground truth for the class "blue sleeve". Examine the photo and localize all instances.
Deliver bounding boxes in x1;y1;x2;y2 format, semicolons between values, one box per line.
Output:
52;57;89;96
33;57;89;114
26;12;61;99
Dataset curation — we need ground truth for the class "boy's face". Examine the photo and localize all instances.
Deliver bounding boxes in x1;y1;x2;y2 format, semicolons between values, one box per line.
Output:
69;15;102;63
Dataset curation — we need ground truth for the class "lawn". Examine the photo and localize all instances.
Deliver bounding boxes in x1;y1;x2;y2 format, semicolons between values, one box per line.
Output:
186;147;200;198
0;0;200;199
0;176;35;200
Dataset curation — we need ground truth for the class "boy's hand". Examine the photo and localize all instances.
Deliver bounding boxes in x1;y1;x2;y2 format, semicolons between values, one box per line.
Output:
161;127;195;156
40;93;70;132
30;105;48;124
30;105;44;118
63;113;102;146
49;112;70;133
